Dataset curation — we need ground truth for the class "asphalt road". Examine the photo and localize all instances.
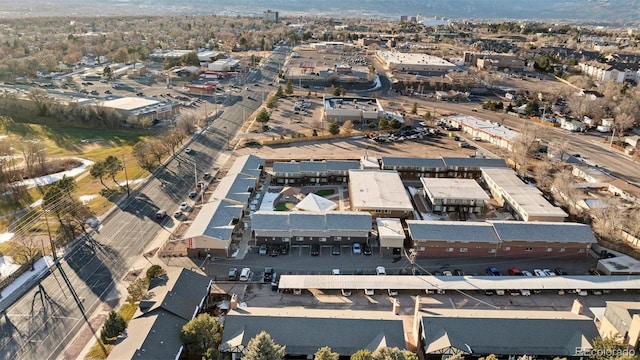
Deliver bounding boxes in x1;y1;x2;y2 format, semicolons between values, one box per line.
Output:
0;48;288;360
421;99;640;185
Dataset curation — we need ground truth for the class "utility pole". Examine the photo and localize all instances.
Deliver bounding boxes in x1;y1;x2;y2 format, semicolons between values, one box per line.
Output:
122;155;130;197
43;210;57;261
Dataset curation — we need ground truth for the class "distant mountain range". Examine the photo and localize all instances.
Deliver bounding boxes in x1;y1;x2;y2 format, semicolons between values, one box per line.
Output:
2;0;640;25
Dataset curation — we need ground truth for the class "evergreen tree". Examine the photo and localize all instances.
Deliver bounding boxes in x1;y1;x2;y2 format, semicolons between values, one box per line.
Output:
100;310;126;342
351;349;373;360
285;80;293;95
243;331;286;360
328;121;340;135
315;346;339;360
180;314;222;356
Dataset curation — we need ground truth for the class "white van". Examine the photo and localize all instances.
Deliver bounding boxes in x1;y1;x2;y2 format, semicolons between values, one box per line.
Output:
156;209;167;219
239;267;251;281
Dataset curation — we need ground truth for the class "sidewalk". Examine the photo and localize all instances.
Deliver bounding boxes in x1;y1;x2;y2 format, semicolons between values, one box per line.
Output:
63;150;236;360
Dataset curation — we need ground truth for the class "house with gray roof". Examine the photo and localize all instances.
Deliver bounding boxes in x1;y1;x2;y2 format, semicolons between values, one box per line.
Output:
271;160;359;185
407;220;500;257
183;199;244;257
419;308;599;359
490;220;596;257
252;211;371;246
227;154;264;178
220;307;406;358
380;156;506;180
108;268;212;360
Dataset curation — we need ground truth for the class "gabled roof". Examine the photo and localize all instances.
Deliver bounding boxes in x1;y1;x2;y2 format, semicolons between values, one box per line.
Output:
184;199;243;241
220;307;405;356
422;312;598;356
252;211;371;232
407;220;500;243
212;173;256;204
381;157;446;169
294;193;337;212
227;154;264;178
490;220;597;244
108;268;211;360
272;161;300;173
441;157;508;169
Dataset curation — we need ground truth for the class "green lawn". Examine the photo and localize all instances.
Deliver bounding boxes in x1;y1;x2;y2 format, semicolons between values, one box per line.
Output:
314;189;335;197
274;202;295;211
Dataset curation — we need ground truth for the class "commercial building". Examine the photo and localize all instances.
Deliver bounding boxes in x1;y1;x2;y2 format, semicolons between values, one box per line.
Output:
271;160;359;185
421;178;489;213
446;115;519;151
208;58;241;72
220;307;406;358
263;10;279;23
375;51;456;73
108;268;212;360
464;51;525;71
252;211;371;246
98;97;176;121
323;96;383;124
481;167;568;222
348;170;414;219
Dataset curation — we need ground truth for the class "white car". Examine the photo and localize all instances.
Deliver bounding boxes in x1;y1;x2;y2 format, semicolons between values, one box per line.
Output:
442;270;453;276
341;289;352;297
364;289;375;296
185;148;193;154
331;269;340;275
352;242;361;254
388;289;398;296
179;202;189;211
376;266;386;275
543;269;557;277
521;270;533;277
239;267;251;281
533;269;546;277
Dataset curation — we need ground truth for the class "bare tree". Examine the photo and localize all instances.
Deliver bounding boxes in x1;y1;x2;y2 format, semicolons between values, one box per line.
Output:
551;168;580;207
341;120;354;135
176;112;197;135
13;234;42;271
532;158;555;192
510;122;545;175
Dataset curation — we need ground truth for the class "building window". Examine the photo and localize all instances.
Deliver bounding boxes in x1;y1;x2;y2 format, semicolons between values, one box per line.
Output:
459;248;468;253
559;248;565;252
503;247;510;251
578;248;585;253
282;237;290;242
445;248;454;252
488;249;496;253
525;247;533;252
319;237;327;242
418;246;426;252
546;248;553;252
335;236;342;241
296;236;304;242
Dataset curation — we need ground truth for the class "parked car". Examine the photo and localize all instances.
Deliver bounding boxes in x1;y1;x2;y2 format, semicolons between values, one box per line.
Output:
227;268;238;281
453;269;465;276
341;289;352;297
270;273;280;291
263;267;273;282
203;172;211;180
331;244;341;255
589;268;602;276
185;148;193;154
388;289;398;297
352;242;361;254
533;269;546;277
173;210;183;219
188;191;197;199
543;269;557;277
521;270;533;277
363;244;372;256
259;244;268;256
554;268;568;276
519;289;531;296
442;270;453;276
239;268;251;281
486;267;501;276
155;209;167;219
376;266;386;275
354;268;364;275
508;267;523;276
310;244;320;256
331;269;340;275
364;289;375;296
179;202;189;211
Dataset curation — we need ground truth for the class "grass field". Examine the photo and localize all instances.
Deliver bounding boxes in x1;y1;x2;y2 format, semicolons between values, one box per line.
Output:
1;122;153;233
314;189;335;197
274;202;295;211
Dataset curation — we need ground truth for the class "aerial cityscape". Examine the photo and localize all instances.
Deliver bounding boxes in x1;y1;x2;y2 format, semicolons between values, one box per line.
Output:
1;2;640;360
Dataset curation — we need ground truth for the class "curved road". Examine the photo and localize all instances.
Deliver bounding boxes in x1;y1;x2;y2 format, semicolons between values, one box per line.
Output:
0;47;288;360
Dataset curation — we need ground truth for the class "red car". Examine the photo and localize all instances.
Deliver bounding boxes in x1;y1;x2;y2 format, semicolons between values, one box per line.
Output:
508;267;523;276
